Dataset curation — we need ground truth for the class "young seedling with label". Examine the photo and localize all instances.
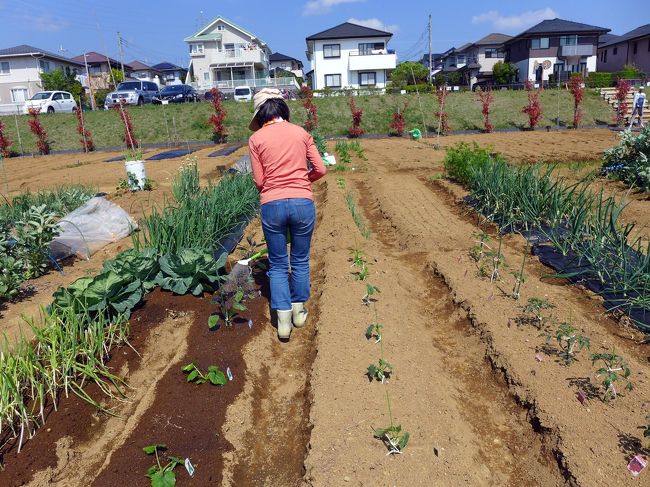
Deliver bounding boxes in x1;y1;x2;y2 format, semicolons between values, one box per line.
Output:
367;358;393;383
143;444;184;487
591;352;633;401
212;287;247;327
365;321;383;343
374;390;409;455
469;231;491;262
362;284;380;306
489;234;504;283
519;297;555;329
546;322;590;365
511;240;529;300
181;363;227;386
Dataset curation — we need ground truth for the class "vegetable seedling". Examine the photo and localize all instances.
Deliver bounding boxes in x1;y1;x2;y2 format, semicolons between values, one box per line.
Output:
182;363;227;386
469;231;490;262
212;287;247;327
362;284;380;306
365;322;383;343
374;424;410;455
367;358;393;383
511;240;529;300
336;176;347;189
546;322;590;365
489;234;504;283
143;444;184;487
591;352;633;401
518;297;555;330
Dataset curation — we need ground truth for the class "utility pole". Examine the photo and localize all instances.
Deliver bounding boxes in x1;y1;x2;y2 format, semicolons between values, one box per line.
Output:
117;32;125;80
83;52;96;111
428;14;432;83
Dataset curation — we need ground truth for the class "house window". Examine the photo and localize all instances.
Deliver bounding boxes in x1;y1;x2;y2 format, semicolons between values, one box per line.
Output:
323;44;340;58
217;25;225;31
358;42;385;55
359;72;376;86
602;49;607;63
456;54;466;64
166;73;175;81
39;60;51;72
560;35;578;46
0;61;9;74
324;74;341;87
485;48;496;58
11;88;28;102
203;72;210;81
190;43;204;54
613;47;618;55
633;42;638;54
531;38;549;49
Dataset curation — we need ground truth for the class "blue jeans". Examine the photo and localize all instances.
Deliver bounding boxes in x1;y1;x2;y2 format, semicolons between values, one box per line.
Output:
261;198;316;310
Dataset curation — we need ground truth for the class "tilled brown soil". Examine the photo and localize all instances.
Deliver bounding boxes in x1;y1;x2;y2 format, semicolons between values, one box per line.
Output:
2;132;650;486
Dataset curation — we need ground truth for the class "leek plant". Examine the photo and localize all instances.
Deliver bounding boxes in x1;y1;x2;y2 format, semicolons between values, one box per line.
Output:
445;143;650;331
135;162;258;255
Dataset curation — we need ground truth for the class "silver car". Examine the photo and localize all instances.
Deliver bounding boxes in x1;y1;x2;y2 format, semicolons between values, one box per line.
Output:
104;81;160;109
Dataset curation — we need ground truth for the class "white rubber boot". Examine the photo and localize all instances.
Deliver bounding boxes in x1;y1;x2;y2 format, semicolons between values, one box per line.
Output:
277;310;293;339
292;302;308;328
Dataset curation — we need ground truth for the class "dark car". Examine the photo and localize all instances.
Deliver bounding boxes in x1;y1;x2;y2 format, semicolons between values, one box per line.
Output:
153;84;198;104
203;90;230;102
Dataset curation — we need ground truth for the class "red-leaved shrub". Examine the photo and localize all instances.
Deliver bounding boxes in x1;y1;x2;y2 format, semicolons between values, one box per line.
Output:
348;97;364;138
477;87;494;133
522;81;543;129
0;119;11;158
75;107;94;152
115;103;138;149
614;78;631;126
301;85;318;132
389;101;409;136
568;74;585;128
27;108;50;155
435;86;450;135
208;88;227;143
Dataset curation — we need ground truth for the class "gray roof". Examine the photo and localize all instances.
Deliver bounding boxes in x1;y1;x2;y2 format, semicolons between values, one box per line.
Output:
306;22;393;41
453;43;473;53
128;60;159;71
152;62;185;72
598;33;620;46
516;18;609;36
600;24;650;48
269;52;303;67
0;44;84;65
474;33;512;45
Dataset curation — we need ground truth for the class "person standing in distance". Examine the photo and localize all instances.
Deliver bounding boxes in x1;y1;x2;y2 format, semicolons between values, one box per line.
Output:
248;88;327;340
629;86;646;129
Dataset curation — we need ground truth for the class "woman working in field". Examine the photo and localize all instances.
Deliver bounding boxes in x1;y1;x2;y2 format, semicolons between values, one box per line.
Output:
248;88;327;341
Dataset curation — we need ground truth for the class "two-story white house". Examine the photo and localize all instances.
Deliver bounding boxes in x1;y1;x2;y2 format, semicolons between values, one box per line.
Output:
152;62;187;86
305;22;397;90
0;44;83;113
185;16;281;91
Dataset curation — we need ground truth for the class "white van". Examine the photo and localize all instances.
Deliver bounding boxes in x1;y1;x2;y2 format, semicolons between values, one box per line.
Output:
233;86;253;102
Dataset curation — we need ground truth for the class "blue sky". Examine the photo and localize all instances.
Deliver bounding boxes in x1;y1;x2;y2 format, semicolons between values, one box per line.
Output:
0;0;642;69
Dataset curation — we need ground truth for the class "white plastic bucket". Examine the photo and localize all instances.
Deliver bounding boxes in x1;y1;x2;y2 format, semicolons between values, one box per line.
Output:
124;160;146;190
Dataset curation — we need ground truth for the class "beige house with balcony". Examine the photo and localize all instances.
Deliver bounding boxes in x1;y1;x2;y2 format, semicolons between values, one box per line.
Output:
185;16;297;92
305;22;396;91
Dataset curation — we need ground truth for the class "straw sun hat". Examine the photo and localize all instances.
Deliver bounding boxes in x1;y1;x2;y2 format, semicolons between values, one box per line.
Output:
249;88;285;131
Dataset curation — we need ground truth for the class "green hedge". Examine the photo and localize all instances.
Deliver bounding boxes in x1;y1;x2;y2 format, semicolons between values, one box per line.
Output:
586;72;614;88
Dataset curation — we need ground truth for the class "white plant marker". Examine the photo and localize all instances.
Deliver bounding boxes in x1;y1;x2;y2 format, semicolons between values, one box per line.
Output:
227;367;233;381
185;458;195;477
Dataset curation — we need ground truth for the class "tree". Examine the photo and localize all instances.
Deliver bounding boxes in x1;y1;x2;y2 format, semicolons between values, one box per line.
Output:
492;61;517;85
110;68;124;89
40;68;83;100
567;74;585;128
389;62;429;87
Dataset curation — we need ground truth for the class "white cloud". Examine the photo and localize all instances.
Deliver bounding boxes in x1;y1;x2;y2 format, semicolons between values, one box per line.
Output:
471;8;558;31
303;0;366;16
347;17;399;33
23;13;70;32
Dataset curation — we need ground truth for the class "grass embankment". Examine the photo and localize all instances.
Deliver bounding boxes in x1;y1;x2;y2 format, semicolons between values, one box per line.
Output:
1;90;613;152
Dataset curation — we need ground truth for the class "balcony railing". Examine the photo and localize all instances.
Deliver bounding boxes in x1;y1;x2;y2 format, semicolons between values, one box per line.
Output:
208;48;268;65
348;50;397;71
559;44;594;57
191;76;299;92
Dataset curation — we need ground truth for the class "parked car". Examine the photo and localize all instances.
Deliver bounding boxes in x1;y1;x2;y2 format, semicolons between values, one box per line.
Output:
23;91;77;114
233;86;254;102
104;81;160;109
152;84;199;104
203;90;228;102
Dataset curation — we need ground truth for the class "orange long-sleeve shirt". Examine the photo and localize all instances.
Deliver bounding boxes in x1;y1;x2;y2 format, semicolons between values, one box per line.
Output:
248;121;327;205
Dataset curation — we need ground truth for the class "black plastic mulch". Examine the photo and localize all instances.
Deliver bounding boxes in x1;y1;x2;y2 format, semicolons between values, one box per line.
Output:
146;148;198;161
208;145;244;157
